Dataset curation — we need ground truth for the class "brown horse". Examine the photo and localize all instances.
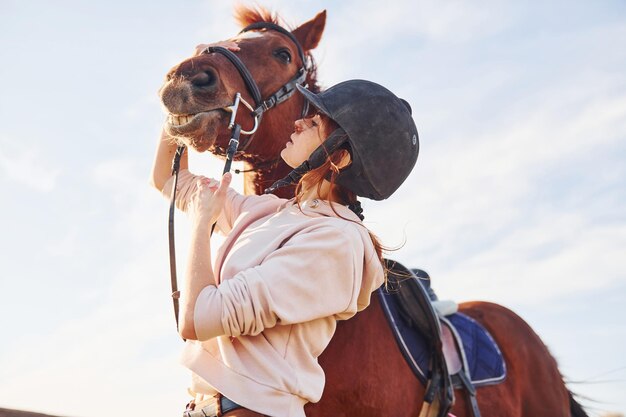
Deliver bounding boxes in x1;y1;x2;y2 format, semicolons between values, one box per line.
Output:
159;6;588;417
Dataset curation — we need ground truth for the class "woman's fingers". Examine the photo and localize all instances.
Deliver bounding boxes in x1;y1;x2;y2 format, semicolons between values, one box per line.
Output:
215;173;232;197
190;174;232;225
205;173;231;224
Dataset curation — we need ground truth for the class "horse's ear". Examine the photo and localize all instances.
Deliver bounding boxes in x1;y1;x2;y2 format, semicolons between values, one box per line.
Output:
292;10;326;51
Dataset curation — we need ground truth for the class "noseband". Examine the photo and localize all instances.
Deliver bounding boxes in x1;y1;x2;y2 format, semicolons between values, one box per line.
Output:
168;22;310;335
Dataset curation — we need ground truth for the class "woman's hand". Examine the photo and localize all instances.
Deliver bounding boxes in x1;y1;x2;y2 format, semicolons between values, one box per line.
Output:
189;173;232;228
181;173;231;341
193;41;240;56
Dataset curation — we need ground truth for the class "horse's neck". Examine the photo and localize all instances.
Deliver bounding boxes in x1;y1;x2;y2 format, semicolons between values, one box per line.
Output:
243;161;296;198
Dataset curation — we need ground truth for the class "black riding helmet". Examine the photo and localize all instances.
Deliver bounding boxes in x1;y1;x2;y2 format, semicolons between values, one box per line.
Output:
265;79;419;201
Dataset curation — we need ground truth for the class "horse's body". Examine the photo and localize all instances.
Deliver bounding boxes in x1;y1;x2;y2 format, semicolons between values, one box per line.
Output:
311;296;573;417
159;6;586;417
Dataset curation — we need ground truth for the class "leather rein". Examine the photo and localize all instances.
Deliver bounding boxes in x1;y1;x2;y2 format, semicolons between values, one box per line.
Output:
168;22;310;335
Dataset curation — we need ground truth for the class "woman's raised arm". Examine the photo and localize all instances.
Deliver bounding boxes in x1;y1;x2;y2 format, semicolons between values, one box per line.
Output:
149;128;189;192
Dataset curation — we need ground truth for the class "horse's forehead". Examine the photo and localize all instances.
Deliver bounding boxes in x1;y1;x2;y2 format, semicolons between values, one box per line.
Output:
234;31;267;41
232;30;288;45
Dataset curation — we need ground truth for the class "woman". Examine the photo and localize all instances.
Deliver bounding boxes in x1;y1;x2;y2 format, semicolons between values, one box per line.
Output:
151;79;419;417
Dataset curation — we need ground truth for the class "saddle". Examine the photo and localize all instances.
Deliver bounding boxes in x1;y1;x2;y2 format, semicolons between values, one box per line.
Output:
379;260;506;417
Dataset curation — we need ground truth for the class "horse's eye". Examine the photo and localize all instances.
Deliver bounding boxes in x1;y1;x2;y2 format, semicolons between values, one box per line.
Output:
274;48;292;64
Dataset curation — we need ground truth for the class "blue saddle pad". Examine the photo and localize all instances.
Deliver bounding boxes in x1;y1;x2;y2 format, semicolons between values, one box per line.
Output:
378;288;506;387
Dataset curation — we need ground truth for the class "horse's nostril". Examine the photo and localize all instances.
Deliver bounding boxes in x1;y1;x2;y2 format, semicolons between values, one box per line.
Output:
190;70;216;88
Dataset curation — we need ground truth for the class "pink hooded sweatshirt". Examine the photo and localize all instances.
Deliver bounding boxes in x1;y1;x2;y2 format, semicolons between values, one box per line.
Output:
163;170;384;417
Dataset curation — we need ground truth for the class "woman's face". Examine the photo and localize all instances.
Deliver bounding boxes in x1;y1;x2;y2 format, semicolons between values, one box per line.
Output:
280;114;327;168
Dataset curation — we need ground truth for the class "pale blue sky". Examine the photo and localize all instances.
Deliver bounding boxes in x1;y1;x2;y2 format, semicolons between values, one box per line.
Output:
1;1;625;416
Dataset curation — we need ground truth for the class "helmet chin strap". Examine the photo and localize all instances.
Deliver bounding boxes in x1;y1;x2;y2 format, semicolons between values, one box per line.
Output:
264;128;348;195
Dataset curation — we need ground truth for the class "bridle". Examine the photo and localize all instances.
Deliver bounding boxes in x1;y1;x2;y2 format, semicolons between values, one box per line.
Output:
201;23;309;159
168;22;310;335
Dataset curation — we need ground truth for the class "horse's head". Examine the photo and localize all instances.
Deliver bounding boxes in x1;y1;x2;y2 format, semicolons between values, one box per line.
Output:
159;7;326;162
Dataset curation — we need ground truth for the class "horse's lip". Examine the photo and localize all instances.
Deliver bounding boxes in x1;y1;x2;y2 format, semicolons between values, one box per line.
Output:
166;109;223;136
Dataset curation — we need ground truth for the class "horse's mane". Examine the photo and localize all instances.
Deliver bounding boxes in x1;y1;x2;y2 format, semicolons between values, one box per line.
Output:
234;5;320;93
234;5;282;27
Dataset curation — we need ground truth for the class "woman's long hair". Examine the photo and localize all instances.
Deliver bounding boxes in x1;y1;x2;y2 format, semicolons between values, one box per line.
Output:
293;115;390;284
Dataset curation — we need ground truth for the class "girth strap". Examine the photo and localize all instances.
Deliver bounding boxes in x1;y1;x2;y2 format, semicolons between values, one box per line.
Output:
445;322;482;417
386;260;454;417
454;373;482;417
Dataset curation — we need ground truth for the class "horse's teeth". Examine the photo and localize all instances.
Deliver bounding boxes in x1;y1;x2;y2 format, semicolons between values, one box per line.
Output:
169;114;193;126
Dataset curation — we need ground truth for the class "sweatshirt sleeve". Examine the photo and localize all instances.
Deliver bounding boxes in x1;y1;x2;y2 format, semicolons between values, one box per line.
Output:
161;169;260;234
193;223;378;341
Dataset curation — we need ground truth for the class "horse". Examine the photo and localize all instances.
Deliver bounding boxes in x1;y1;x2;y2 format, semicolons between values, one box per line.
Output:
158;6;588;417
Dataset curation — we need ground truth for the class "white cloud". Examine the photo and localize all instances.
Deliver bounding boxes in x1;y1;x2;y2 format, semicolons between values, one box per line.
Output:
124;94;162;121
334;0;511;46
0;138;61;192
311;0;516;84
44;228;79;258
441;219;626;304
0;246;190;417
0;153;236;417
361;75;626;307
0;151;242;416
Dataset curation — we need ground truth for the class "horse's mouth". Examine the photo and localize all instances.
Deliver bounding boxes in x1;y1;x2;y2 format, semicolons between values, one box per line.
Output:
165;109;223;137
168;113;196;126
163;109;228;152
167;111;214;129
